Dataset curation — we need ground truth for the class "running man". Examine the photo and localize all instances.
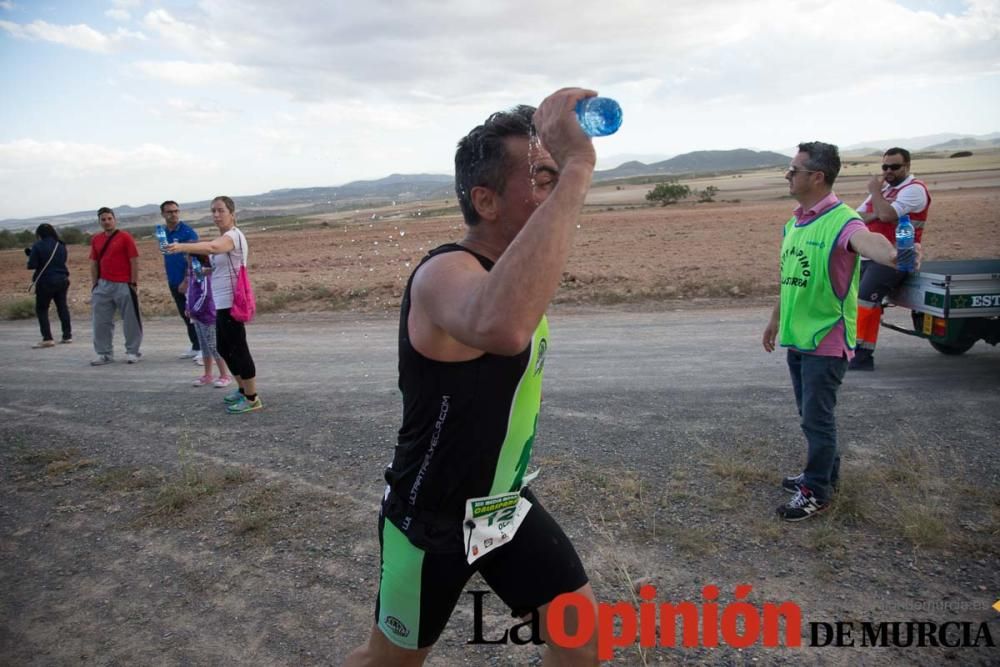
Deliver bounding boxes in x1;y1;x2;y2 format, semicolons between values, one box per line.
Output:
343;88;600;666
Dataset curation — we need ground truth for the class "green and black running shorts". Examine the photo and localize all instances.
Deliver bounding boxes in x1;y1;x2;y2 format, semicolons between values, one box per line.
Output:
374;488;589;650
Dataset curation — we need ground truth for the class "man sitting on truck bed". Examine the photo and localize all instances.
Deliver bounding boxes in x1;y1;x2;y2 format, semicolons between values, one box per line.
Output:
852;147;931;371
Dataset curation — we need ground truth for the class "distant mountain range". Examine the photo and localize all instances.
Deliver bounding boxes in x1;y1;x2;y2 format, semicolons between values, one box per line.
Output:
841;131;1000;153
596;152;673;170
2;135;996;231
593;149;790;180
0;174;456;232
924;136;1000;150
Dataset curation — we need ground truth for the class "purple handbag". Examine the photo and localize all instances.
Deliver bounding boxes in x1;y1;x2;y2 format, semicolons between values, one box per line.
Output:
186;263;216;325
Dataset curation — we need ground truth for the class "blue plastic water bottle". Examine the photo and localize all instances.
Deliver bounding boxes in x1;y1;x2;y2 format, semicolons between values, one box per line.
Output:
575;97;622;137
895;214;915;272
154;225;168;254
191;256;204;280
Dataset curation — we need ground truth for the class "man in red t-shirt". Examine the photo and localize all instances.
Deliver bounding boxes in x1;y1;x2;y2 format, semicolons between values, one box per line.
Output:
89;207;143;365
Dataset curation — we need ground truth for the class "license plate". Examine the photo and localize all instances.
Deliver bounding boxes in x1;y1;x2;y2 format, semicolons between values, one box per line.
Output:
922;314;933;335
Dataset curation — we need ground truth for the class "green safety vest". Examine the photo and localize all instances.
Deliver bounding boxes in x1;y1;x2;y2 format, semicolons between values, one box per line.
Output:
779;202;861;351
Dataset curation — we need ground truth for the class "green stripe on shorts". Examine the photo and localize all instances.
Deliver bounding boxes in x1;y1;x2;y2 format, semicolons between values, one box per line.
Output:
378;519;424;649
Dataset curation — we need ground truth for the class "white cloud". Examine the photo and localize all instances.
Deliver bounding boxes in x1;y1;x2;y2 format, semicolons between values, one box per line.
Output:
118;0;1000;111
119;91;235;124
133;59;252;86
3;0;999;219
0;139;193;174
0;19;145;53
105;8;131;22
164;98;231;123
142;8;226;54
0;2;15;11
0;139;217;218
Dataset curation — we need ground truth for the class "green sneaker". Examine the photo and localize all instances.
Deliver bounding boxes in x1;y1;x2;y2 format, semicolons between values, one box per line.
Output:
223;389;244;404
227;396;263;414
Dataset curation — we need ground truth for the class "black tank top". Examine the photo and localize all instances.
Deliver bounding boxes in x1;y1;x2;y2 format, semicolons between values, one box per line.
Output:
383;244;549;552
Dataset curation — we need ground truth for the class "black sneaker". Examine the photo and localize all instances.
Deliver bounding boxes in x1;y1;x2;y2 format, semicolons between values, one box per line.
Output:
848;352;874;371
777;486;830;522
782;473;804;494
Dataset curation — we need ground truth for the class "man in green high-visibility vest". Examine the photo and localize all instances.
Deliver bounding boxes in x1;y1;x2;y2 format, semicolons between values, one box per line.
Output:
762;141;912;522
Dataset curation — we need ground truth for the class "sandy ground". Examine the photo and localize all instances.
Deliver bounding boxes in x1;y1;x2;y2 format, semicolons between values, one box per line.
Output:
1;164;999;665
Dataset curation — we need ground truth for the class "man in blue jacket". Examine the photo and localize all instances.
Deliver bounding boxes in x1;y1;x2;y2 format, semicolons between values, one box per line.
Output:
160;200;201;362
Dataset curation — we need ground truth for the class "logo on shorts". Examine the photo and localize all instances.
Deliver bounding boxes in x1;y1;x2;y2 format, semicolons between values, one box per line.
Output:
534;338;548;375
385;616;410;637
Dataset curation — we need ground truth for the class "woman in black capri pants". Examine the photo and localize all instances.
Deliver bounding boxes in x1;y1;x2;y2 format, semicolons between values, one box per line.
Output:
167;196;262;414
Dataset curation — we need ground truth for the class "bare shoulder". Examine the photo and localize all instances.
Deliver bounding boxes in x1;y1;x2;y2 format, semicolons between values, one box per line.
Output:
412;248;484;290
408;248;490;361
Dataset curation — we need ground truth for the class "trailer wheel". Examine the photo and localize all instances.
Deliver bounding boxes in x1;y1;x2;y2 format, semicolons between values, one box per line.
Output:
929;340;976;355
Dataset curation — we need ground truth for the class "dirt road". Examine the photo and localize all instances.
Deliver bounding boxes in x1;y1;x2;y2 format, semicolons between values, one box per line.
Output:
1;306;998;665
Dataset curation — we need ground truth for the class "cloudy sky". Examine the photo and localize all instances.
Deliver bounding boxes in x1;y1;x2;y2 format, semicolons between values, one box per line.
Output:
1;0;998;220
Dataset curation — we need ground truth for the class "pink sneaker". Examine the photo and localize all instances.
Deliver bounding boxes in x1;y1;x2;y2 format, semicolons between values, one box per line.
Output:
192;374;213;387
213;375;233;388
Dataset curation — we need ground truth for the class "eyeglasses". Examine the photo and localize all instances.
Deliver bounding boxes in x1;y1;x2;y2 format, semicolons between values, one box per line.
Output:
163;209;180;214
881;164;905;171
786;167;818;176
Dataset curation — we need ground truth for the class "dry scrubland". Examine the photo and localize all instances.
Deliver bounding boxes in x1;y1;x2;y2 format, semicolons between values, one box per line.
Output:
2;153;999;319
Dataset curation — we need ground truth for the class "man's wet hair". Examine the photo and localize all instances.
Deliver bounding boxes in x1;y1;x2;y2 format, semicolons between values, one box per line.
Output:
455;105;536;225
798;141;841;186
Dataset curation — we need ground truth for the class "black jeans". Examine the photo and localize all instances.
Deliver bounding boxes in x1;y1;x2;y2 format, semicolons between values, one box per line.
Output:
169;283;200;350
36;279;72;341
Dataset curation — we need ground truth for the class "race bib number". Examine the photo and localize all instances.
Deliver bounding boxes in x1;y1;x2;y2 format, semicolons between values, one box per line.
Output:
463;491;533;565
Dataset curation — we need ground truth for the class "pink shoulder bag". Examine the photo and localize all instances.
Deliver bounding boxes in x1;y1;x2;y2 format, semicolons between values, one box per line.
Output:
228;231;256;323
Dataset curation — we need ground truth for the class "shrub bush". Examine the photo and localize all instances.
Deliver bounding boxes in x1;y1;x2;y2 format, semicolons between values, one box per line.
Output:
697;186;719;203
0;229;35;250
1;298;36;320
646;181;691;206
60;227;89;245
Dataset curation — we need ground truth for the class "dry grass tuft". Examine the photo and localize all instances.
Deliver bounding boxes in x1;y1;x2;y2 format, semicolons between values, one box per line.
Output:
15;448;81;466
231;484;282;536
707;438;775;486
0;297;36;320
149;464;253;517
13;447;95;478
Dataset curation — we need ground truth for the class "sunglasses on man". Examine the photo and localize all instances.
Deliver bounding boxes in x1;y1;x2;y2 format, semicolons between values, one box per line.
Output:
881;163;905;171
